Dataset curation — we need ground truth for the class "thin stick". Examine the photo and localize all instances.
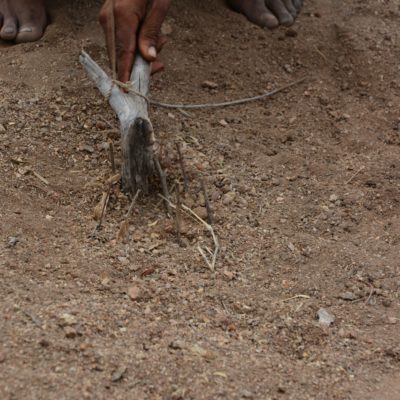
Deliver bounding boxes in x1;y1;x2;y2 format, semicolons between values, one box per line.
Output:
149;78;306;110
175;183;183;246
108;139;116;174
154;157;171;215
32;170;49;185
201;179;214;225
96;187;111;231
275;294;311;303
126;189;141;218
176;142;189;192
345;166;365;184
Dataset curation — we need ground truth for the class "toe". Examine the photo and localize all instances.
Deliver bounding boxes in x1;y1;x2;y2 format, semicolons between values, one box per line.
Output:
259;11;279;29
0;18;17;40
293;0;303;13
16;25;44;43
266;0;294;26
283;0;297;18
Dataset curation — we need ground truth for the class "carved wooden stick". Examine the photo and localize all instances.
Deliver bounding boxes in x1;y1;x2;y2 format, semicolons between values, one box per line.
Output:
79;50;155;194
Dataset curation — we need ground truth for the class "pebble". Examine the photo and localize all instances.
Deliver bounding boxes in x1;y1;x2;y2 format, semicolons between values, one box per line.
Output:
64;326;77;339
388;317;397;325
241;389;254;399
317;308;335;326
222;191;236;205
339;292;357;301
59;313;78;326
128;286;141;301
218;119;228;127
169;340;186;350
329;194;339;202
202;80;218;89
0;123;6;132
7;237;18;247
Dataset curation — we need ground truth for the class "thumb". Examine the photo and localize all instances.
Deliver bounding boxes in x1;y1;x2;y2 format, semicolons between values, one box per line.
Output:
138;0;171;61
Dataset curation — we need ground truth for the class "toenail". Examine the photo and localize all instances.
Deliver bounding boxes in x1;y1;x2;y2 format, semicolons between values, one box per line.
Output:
4;27;15;34
19;27;33;33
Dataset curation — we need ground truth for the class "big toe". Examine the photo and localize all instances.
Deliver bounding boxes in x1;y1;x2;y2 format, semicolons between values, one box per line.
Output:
0;18;18;40
16;24;44;43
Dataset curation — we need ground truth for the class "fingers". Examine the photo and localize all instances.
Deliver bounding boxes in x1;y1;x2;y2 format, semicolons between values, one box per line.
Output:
99;0;170;83
99;0;144;82
138;0;171;62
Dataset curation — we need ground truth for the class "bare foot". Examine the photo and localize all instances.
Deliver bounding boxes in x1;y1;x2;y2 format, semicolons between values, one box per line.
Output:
0;0;47;43
227;0;303;29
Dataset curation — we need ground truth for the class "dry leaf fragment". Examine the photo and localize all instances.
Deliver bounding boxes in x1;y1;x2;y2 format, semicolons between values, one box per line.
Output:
117;220;129;243
93;192;108;221
189;344;216;361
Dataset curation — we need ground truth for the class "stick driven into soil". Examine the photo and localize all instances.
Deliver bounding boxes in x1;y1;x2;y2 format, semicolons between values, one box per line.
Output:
80;50;155;194
175;142;189;192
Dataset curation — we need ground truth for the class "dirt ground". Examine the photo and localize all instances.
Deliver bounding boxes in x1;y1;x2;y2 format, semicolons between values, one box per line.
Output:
1;0;400;399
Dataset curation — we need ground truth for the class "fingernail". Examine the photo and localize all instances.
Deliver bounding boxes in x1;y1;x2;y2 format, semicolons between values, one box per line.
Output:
4;27;15;34
148;46;157;59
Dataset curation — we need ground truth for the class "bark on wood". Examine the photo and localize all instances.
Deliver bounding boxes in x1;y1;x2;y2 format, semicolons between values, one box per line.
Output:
79;50;155;194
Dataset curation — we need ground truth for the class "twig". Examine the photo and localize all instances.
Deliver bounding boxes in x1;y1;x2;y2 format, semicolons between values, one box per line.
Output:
345;166;365;184
159;194;219;271
176;142;189;192
32;170;49;185
92;186;112;235
154;157;171;215
108;139;116;174
117;189;141;242
314;46;330;63
126;189;141;218
175;183;183;246
149;78;306;109
201;179;214;225
365;285;374;305
276;294;311;303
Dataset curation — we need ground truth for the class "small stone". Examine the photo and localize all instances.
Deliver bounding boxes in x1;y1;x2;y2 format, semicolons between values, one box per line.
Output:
218;119;228;127
78;144;94;153
388;317;398;325
202;80;218;89
64;326;77;339
169;340;186;350
222;191;236;205
241;389;254;399
339;292;357;301
271;178;281;186
317;308;335;326
0;123;6;132
284;64;293;73
39;338;50;347
329;194;339;202
7;237;18;247
111;366;127;382
128;286;141;301
59;313;78;326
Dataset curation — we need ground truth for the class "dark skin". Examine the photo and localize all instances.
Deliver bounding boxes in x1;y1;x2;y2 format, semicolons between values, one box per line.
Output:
0;0;303;81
